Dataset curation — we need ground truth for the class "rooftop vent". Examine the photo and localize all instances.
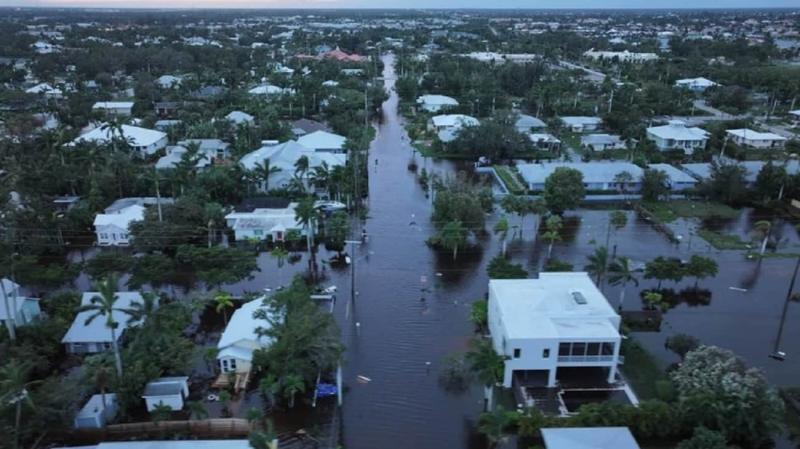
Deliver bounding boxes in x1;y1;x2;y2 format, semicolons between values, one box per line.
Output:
571;291;587;305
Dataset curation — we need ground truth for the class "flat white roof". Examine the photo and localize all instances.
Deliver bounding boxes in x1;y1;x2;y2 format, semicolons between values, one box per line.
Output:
517;162;643;185
726;128;787;141
541;427;641;449
490;273;620;340
560;116;602;126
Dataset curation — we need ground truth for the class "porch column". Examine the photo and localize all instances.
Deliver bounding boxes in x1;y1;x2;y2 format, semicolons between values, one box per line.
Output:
607;341;621;384
547;368;557;388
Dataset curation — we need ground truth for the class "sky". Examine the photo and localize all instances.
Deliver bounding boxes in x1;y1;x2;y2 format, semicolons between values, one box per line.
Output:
1;0;799;8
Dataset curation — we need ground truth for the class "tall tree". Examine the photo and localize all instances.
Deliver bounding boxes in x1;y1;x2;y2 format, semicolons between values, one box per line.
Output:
543;167;585;215
585;246;610;287
78;275;131;377
608;256;639;310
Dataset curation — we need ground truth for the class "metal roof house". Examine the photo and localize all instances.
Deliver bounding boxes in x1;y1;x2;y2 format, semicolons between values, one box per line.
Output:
647;164;698;191
517;162;644;192
416;94;459;113
0;278;40;328
488;273;622;389
74;393;118;429
62;292;148;354
580;134;625;152
69;123;168;156
224;202;304;242
516;114;547;133
674;77;719;91
646;120;709;154
559;116;602;133
216;299;274;375
92;204;145;247
541;427;641;449
726;128;787;150
142;377;189;412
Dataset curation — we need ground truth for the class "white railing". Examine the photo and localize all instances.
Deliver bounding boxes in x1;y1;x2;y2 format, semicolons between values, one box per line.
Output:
557;355;614;363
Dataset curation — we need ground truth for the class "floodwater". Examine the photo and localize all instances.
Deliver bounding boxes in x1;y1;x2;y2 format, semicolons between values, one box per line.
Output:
46;53;800;449
336;53;486;449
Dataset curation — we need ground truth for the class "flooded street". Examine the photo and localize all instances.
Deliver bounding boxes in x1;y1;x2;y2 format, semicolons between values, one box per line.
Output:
52;53;800;449
332;54;800;448
336;54;486;449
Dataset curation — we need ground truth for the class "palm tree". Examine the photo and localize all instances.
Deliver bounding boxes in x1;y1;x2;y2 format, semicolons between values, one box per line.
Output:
84;354;115;414
309;161;330;193
478;406;515;449
186;400;209;420
295;198;318;272
79;275;130;377
246;407;264;426
259;374;280;408
282;374;306;408
438;220;467;260
150;403;173;423
252;159;281;192
122;291;159;328
294;155;310;178
0;360;36;449
271;247;289;287
248;423;278;449
214;292;234;325
753;220;772;256
585;246;610;287
541;215;563;259
466;338;507;411
608;256;639;311
494;216;509;256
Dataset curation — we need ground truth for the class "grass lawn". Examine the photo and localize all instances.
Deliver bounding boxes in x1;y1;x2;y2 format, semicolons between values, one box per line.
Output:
619;338;668;401
494;165;526;195
697;229;752;250
641;200;739;223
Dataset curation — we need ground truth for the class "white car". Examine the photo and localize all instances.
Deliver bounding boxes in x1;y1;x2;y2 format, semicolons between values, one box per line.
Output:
314;200;347;213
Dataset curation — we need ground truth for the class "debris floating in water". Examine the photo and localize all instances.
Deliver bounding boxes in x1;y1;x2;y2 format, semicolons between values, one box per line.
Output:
357;375;371;383
729;287;747;292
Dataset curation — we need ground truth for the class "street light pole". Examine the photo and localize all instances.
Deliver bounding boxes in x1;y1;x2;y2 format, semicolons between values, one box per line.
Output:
771;256;800;360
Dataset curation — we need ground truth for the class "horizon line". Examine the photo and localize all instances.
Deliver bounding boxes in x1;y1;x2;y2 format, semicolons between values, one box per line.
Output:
2;5;800;10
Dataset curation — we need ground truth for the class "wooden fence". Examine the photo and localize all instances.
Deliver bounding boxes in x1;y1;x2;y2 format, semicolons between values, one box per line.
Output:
64;418;252;444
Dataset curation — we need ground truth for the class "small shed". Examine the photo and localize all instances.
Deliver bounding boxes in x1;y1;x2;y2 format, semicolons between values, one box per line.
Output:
74;393;118;429
142;377;189;412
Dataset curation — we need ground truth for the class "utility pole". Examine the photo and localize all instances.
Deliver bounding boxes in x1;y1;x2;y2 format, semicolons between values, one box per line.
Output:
344;239;361;320
771;257;800;360
607;89;614;114
154;166;163;223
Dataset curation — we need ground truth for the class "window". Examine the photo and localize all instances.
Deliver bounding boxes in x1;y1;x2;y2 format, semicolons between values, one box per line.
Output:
542;349;550;358
99;233;108;240
513;348;521;359
230;359;237;371
558;343;570;356
111;233;117;240
587;343;601;356
120;233;128;239
221;359;229;372
254;229;263;236
571;342;586;357
602;342;615;356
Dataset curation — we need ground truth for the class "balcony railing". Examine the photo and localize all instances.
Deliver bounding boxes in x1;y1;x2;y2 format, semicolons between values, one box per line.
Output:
557;355;615;363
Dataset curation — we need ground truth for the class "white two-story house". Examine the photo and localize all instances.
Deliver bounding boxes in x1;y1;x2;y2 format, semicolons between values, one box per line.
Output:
488;272;622;389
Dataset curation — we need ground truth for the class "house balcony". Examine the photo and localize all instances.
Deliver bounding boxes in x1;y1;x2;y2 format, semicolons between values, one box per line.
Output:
557;355;615;363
